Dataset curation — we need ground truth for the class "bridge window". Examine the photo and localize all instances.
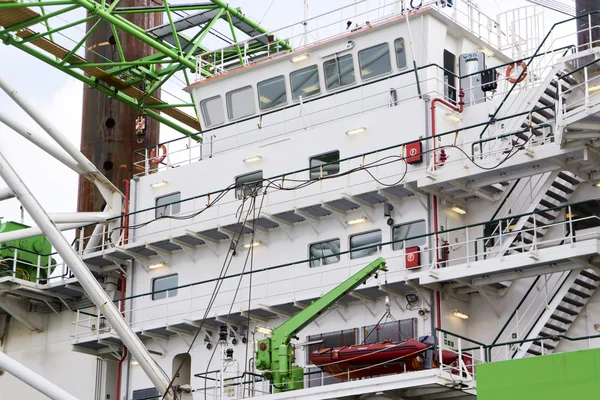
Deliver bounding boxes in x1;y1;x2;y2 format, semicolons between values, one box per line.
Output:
309;150;340;179
350;229;382;259
226;86;255;120
152;274;178;300
235;170;263;199
359;43;391;80
395;38;407;69
200;95;224;127
324;54;355;90
309;238;341;268
291;65;321;100
392;220;426;251
155;192;181;218
258;75;287;110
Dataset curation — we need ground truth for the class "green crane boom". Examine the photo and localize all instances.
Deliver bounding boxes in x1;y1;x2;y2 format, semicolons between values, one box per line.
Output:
255;257;388;393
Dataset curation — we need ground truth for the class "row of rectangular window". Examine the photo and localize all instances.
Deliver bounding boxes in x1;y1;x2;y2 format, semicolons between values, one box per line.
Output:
200;39;407;127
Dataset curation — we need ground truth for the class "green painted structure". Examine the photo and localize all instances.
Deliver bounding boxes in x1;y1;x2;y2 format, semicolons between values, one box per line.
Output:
477;348;600;400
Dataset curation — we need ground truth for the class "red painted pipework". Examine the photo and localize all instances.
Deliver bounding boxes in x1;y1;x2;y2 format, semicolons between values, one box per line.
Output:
430;90;465;329
116;179;131;400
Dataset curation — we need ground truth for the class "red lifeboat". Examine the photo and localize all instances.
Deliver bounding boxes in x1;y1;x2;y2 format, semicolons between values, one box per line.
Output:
309;339;458;380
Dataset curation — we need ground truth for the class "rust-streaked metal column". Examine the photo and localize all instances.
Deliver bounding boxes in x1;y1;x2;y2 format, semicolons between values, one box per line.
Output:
78;1;162;213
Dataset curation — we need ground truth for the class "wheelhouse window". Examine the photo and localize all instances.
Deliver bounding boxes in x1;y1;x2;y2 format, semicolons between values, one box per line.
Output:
309;150;340;179
226;86;255;120
290;65;321;100
350;229;382;259
392;220;426;251
324;54;355;90
200;95;224;127
358;43;391;80
394;38;407;69
155;192;181;218
257;75;287;110
235;170;263;199
309;239;341;268
152;274;178;300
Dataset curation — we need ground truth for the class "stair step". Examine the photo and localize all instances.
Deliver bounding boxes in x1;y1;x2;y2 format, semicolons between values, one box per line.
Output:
521;229;544;239
516;132;529;142
534;208;556;220
511;140;526;149
538;96;554;107
539;199;555;209
527;348;542;356
556;305;578;316
551;181;574;194
568;287;590;298
546;190;568;203
544;322;567;333
516;234;533;245
535;108;555;120
557;172;580;186
558;72;578;86
574;278;597;290
562;296;584;307
550;79;570;93
544;87;558;99
580;270;600;281
550;314;573;324
539;331;561;341
533;340;556;350
528;114;545;125
527;217;548;227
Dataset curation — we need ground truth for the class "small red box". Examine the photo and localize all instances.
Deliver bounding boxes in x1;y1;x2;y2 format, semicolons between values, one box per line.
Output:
406;246;421;269
406;142;423;164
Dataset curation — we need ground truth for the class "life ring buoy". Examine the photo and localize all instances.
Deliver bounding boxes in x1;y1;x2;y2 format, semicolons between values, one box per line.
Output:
150;145;167;165
506;61;527;84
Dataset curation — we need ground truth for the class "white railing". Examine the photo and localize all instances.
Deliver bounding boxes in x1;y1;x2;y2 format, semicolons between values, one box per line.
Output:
0;247;73;286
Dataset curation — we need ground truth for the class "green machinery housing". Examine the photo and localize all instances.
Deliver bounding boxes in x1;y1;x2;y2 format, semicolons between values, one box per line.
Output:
0;221;55;282
255;257;388;392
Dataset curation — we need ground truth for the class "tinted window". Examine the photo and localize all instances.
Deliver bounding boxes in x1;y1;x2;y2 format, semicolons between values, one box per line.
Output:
309;239;341;268
359;43;391;80
350;230;382;259
395;38;407;69
226;86;255;120
152;274;178;300
155;192;181;218
291;65;320;100
257;76;287;110
235;170;263;199
309;150;340;179
324;54;355;90
392;220;426;251
200;95;224;127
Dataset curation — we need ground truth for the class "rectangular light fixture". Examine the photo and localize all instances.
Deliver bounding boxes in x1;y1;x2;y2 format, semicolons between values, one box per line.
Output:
595;182;600;187
150;181;168;188
243;155;262;164
445;113;462;123
479;47;495;57
148;261;167;270
346;127;367;136
452;309;469;320
452;205;467;215
256;326;273;335
243;241;262;249
346;216;368;225
130;360;139;365
290;53;310;63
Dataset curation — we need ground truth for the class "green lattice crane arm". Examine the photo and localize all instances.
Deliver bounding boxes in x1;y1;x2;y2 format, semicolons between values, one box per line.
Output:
255;257;388;393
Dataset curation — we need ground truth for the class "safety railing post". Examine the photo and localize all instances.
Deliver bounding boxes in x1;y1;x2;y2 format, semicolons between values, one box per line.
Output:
568;205;574;244
438;330;444;373
144;148;149;176
12;248;17;279
585;67;590;108
36;254;41;284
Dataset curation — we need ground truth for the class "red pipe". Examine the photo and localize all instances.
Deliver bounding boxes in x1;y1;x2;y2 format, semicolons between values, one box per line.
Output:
430;91;465;329
116;179;131;400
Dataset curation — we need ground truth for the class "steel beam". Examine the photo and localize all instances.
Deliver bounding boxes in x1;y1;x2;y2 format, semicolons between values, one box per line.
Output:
0;187;15;201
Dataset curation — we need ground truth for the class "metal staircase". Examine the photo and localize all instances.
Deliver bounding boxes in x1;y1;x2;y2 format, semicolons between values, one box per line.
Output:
514;267;600;358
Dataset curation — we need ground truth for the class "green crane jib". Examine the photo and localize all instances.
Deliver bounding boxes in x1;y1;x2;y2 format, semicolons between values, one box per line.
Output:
255;257;388;393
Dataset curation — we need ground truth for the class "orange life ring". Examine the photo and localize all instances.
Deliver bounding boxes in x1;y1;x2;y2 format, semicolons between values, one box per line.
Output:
150;145;167;165
506;61;527;84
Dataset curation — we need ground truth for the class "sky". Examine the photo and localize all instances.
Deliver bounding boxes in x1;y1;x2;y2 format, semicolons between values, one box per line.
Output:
0;0;574;236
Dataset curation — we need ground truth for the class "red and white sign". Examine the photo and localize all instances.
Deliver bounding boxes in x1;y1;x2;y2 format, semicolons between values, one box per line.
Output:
406;142;422;164
406;246;421;269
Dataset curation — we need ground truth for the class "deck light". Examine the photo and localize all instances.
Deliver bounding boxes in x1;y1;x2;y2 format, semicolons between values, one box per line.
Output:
589;85;600;93
451;205;467;215
479;47;495;57
243;241;262;249
256;326;273;335
595;182;600;188
130;360;139;366
290;53;310;63
150;181;168;188
148;262;168;269
346;127;367;136
445;113;462;123
243;155;263;164
452;310;470;320
346;217;368;225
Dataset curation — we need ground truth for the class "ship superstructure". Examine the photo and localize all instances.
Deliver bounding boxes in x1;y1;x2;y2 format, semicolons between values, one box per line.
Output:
2;1;600;400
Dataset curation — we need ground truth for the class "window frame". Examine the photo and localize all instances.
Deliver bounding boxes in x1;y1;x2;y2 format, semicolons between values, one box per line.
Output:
349;229;383;260
358;42;392;81
257;75;288;111
226;85;256;121
199;95;225;127
235;170;263;200
155;192;181;219
323;53;356;92
394;38;408;70
391;220;427;251
308;238;341;268
309;150;340;180
152;274;179;301
290;64;321;101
